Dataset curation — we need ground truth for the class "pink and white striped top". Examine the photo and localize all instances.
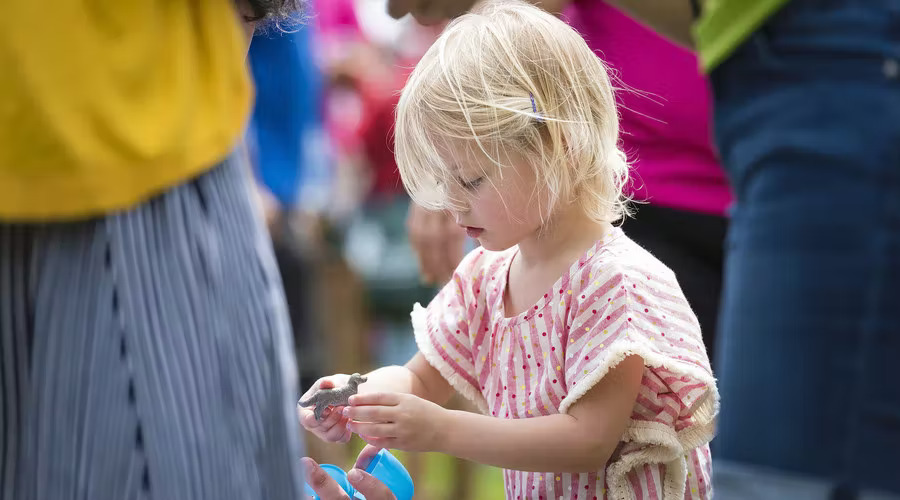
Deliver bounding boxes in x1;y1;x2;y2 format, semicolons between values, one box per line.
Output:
412;227;718;499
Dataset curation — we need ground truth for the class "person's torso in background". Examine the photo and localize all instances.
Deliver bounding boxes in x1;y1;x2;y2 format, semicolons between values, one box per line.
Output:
564;0;732;215
0;1;252;221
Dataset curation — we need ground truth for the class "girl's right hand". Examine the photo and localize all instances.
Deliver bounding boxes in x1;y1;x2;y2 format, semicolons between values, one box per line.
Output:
298;374;354;444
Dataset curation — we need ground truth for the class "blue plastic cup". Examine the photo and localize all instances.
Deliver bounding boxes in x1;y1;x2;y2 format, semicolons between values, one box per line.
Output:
361;449;414;500
303;450;413;500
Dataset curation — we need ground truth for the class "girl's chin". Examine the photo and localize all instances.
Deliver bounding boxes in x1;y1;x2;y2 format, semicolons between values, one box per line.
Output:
476;237;516;253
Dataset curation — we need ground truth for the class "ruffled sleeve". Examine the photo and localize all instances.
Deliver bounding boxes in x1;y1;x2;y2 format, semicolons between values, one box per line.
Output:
411;250;489;412
559;262;717;498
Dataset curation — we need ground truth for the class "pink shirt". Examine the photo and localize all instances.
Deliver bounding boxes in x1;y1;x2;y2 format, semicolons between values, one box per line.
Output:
413;228;717;499
564;1;732;215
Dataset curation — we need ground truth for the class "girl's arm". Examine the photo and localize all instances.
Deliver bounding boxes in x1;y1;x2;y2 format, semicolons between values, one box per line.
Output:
348;355;644;473
443;355;644;472
360;352;455;405
299;352;453;444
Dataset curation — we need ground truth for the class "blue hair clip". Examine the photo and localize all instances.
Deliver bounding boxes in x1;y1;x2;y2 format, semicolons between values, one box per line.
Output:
529;93;543;122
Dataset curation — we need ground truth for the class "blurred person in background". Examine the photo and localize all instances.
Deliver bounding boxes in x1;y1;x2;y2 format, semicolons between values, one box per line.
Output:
0;2;309;499
390;0;900;498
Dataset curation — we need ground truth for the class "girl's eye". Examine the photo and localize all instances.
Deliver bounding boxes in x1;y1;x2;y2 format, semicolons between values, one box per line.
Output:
461;176;484;191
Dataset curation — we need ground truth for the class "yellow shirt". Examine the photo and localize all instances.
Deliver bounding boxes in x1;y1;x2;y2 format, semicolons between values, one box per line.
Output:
0;1;253;221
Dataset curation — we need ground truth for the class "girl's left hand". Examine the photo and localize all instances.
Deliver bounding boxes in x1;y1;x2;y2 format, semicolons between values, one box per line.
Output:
343;392;449;453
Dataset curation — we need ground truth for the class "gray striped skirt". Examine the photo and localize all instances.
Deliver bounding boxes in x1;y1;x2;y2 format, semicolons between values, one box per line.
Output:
0;154;305;500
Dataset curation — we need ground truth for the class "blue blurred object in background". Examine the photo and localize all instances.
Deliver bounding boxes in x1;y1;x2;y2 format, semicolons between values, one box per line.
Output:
248;26;330;210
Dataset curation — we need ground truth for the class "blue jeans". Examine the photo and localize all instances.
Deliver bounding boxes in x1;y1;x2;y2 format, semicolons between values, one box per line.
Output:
710;0;900;496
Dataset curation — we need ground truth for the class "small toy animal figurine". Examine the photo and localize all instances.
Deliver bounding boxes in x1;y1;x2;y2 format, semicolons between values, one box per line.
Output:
298;373;368;421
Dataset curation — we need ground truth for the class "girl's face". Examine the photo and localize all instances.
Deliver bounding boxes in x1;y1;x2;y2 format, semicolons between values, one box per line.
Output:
443;141;550;252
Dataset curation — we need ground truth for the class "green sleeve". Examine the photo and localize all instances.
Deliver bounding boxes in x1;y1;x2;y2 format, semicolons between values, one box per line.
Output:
693;0;791;71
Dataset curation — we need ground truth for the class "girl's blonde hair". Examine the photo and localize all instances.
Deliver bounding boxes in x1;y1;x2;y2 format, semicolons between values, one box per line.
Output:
394;0;630;224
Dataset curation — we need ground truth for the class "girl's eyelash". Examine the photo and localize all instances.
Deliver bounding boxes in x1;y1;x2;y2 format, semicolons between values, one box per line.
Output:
461;177;484;190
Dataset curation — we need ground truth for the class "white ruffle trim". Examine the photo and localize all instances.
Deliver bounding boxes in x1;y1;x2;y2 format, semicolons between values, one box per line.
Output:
559;344;719;500
410;303;489;414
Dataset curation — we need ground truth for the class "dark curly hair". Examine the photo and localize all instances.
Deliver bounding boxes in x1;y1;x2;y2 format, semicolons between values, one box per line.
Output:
241;0;307;25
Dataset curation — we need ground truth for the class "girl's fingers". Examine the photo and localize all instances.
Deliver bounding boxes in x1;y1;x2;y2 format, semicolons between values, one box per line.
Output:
348;392;402;406
343;405;392;423
324;416;351;442
300;410;318;429
319;406;345;429
339;425;353;444
301;406;340;431
301;410;328;431
301;409;347;443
